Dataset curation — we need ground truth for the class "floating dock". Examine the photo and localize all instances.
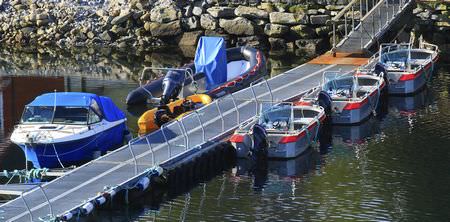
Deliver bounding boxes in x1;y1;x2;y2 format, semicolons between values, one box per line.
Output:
0;0;413;221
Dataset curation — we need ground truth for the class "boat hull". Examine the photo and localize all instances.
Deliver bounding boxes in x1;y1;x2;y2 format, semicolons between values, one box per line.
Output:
126;46;267;105
387;61;435;95
268;123;320;159
16;123;126;168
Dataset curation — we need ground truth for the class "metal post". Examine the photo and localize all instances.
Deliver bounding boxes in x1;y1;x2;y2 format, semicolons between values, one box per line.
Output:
351;6;354;31
177;119;189;150
365;0;368;15
193;111;206;143
332;23;336;50
345;12;348;36
229;94;240;124
38;184;53;217
21;192;33;222
160;126;172;158
359;0;363;20
128;141;138;175
175;120;188;150
214;100;225;132
263;78;274;103
378;5;381;32
144;137;155;165
249;82;258;115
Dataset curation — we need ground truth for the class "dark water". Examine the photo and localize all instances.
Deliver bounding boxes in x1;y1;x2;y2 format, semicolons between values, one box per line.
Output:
1;46;450;221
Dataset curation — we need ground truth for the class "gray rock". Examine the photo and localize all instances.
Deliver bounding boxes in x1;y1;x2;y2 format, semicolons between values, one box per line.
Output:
325;5;345;11
146;20;181;37
235;5;269;19
200;14;217;30
307;9;318;15
268;37;286;50
87;31;95;39
36;19;49;27
310;15;330;25
318;9;330;15
181;16;200;30
184;5;193;17
150;4;179;23
111;10;131;25
237;35;268;48
291;25;317;39
315;26;331;36
264;23;289;37
413;7;423;15
295;38;328;53
269;12;308;25
219;17;255;36
192;6;203;16
21;27;35;35
100;31;112;42
140;12;151;22
207;7;235;18
178;30;203;46
417;10;431;20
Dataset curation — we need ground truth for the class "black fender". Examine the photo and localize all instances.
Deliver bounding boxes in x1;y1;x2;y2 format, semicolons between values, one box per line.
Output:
126;77;164;105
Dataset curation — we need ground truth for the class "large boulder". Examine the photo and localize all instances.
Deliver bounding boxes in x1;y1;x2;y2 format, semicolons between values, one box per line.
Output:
145;20;181;37
150;4;179;23
235;5;269;19
219;17;255;36
310;15;330;25
111;10;132;25
291;25;317;39
264;23;289;37
178;30;204;46
207;7;235;18
269;12;308;25
268;37;286;50
200;14;218;30
181;16;200;30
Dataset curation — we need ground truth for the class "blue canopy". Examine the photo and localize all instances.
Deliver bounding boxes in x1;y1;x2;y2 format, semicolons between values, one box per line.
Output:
194;36;228;90
27;92;125;122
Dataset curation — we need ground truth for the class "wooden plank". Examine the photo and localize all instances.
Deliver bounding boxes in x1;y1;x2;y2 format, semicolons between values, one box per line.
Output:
308;53;370;65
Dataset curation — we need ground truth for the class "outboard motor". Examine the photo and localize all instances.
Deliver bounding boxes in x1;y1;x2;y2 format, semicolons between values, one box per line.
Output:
374;63;388;85
161;70;185;105
250;124;268;161
318;91;332;116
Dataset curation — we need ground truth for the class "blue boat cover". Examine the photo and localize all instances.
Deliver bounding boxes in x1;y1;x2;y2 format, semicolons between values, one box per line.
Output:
194;36;228;90
27;92;125;122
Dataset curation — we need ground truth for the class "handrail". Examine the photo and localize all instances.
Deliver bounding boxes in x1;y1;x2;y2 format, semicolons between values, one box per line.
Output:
331;0;360;22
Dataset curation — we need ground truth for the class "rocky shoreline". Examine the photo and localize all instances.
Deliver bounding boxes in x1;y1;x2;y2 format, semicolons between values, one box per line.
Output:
0;0;354;54
0;0;448;55
414;2;450;49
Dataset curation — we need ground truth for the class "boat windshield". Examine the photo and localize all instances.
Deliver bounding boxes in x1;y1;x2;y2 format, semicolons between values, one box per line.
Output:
21;106;89;125
259;103;292;130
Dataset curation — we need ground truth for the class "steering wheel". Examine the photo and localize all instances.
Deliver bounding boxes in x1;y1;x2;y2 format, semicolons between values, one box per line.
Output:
272;120;286;129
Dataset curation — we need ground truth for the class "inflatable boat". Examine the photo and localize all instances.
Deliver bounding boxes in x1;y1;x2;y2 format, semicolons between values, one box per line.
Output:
10;92;129;168
230;102;326;159
374;39;438;95
300;70;386;125
138;94;212;135
126;37;267;105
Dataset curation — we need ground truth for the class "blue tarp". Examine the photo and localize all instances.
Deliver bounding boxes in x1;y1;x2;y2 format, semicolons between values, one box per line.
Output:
27;92;125;122
194;36;228;90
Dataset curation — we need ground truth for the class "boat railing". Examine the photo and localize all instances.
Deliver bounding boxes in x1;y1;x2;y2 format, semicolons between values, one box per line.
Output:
140;66;196;87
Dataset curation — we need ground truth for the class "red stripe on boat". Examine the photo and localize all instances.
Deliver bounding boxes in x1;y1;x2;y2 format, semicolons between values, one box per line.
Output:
343;98;368;110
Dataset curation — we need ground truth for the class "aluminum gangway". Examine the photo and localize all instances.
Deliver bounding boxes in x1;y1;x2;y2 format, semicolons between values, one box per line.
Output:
0;63;357;221
330;0;414;53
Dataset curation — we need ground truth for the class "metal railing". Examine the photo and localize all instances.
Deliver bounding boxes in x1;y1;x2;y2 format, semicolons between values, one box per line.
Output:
330;0;411;53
